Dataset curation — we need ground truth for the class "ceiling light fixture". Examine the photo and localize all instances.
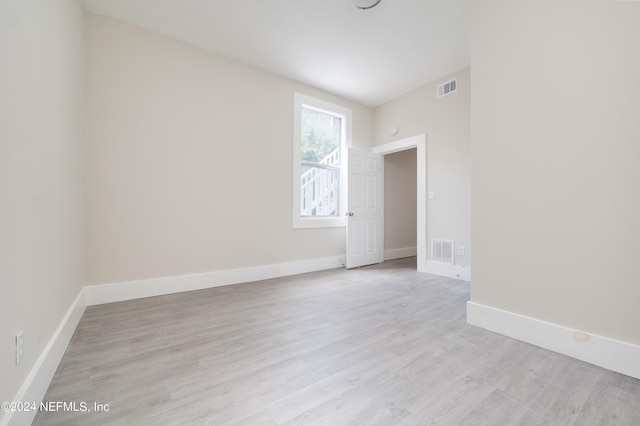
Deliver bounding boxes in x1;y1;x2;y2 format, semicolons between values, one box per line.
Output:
351;0;381;10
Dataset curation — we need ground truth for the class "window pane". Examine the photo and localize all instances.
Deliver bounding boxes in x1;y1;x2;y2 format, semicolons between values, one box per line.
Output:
301;107;341;165
300;165;339;217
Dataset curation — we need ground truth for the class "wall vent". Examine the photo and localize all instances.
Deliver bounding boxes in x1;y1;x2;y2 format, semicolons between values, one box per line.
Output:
431;239;454;264
437;78;457;98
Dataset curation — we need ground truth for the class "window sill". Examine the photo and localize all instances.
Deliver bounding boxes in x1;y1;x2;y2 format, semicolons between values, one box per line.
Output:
293;216;346;229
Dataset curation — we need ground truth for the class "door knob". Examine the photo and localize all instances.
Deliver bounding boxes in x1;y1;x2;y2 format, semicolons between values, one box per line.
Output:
346;212;354;216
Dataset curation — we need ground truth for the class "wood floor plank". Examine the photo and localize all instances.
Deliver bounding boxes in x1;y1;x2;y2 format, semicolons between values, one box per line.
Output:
33;257;640;425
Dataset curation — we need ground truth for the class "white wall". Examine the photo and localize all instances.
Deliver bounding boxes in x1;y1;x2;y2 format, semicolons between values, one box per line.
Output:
374;68;471;267
384;150;417;253
85;13;374;285
471;0;640;345
0;0;85;408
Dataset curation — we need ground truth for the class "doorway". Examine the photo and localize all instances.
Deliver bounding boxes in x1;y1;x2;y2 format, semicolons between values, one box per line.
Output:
384;148;417;261
373;134;427;272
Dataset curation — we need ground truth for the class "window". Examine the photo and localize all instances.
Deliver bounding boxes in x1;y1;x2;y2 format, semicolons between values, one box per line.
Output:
293;93;352;228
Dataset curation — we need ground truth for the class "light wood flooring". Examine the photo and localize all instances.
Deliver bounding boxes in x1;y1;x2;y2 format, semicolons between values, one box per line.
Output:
34;257;640;425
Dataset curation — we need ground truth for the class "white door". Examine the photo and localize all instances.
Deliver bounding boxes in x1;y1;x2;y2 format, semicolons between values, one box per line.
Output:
346;148;383;269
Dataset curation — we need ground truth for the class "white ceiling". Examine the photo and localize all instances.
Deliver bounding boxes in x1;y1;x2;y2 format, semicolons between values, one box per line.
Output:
81;0;469;107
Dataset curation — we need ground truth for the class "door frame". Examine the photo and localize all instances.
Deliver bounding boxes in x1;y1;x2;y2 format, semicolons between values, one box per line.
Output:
372;133;427;273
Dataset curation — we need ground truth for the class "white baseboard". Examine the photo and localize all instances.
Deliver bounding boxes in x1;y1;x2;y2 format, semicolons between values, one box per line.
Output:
425;260;471;281
3;289;87;426
384;246;417;261
467;301;640;380
86;255;346;306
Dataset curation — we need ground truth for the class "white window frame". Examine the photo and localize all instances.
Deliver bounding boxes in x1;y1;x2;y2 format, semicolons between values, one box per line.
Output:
293;92;352;229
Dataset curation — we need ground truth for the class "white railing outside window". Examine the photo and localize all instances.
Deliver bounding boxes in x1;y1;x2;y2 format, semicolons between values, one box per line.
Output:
300;148;340;216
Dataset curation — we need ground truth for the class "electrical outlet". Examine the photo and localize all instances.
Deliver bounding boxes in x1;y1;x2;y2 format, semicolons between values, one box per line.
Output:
458;246;465;256
16;331;23;366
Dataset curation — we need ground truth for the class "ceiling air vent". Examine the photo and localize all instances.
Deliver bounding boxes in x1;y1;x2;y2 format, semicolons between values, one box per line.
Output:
431;239;454;264
437;78;457;98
